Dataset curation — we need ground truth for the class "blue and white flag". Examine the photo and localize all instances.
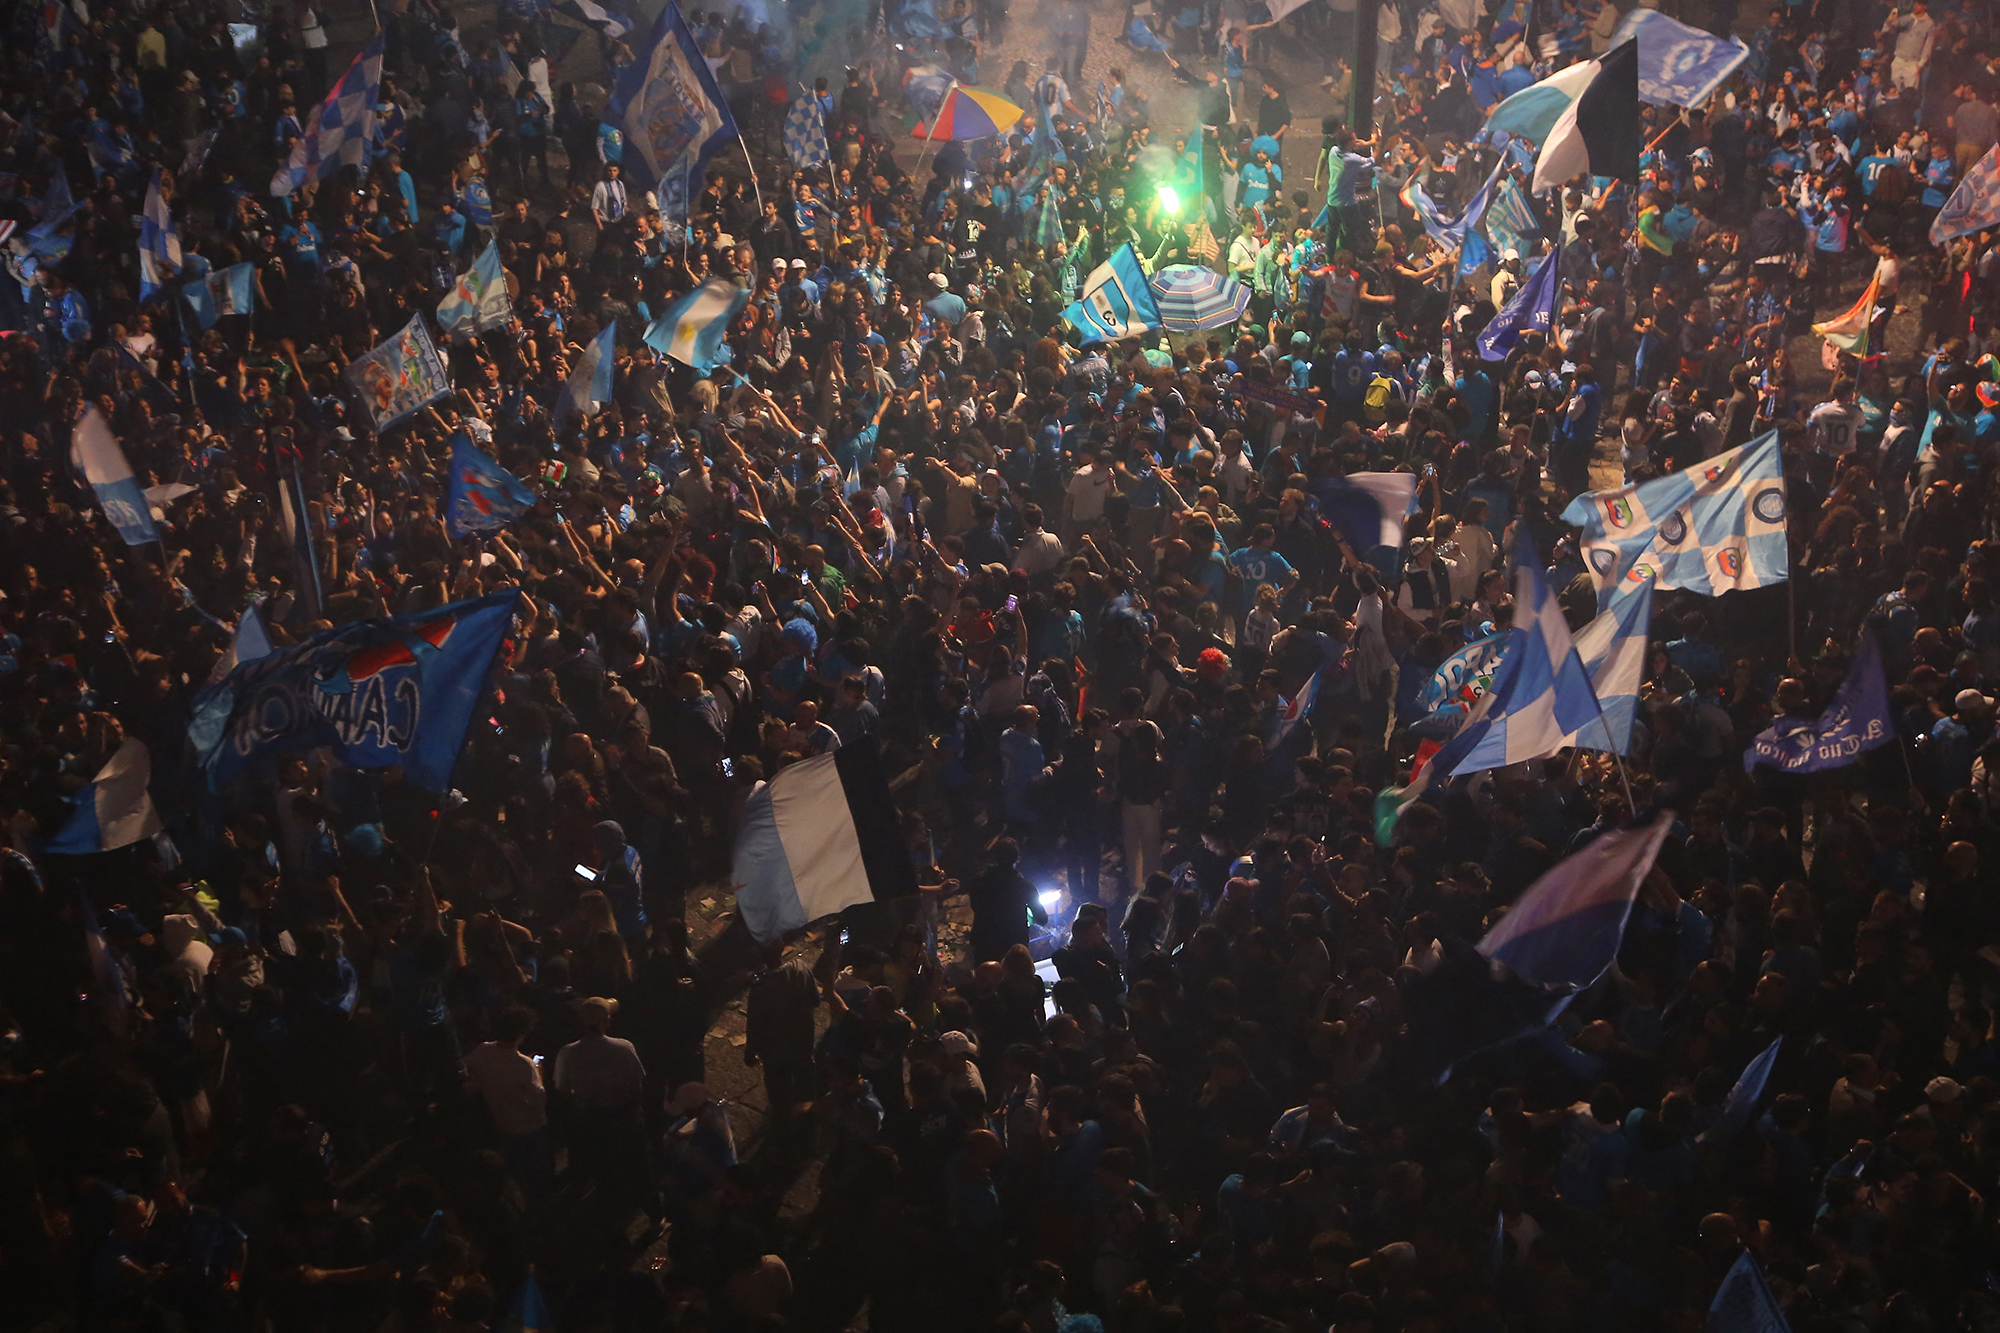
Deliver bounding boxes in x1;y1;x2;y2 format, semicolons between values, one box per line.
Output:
182;125;221;177
189;590;518;792
1699;1036;1782;1147
507;1271;553;1333
138;168;181;300
1931;144;2000;246
86;121;133;182
1613;9;1750;108
1480;56;1600;147
436;240;512;339
1745;632;1894;774
783;93;829;170
733;738;920;943
1061;243;1161;342
183;263;256;328
1305;471;1421;561
446;435;537;537
1483;177;1540;267
1268;671;1320;749
556;320;618;422
1437;555;1603;776
644;277;749;373
271;34;383;197
1409;154;1508;257
602;1;735;222
554;0;632;35
205;600;273;687
1478;238;1560;361
71;406;158;546
45;738;163;855
462;175;493;227
1415;630;1514;734
1563;432;1790;609
1477;810;1673;989
1709;1250;1790;1333
1562;575;1652;755
344;314;452;431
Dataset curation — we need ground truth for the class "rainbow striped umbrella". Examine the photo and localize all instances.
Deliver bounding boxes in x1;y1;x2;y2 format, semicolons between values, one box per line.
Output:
1149;265;1251;332
911;86;1024;140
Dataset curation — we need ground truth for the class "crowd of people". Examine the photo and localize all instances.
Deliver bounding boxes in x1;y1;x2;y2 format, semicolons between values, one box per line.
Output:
5;0;2000;1328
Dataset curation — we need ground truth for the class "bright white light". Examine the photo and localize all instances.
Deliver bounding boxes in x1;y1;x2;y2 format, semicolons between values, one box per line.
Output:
1039;890;1063;910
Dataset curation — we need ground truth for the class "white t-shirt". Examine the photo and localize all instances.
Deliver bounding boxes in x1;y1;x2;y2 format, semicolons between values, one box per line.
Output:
1012;529;1068;576
1065;464;1113;522
1808;400;1866;456
464;1041;548;1136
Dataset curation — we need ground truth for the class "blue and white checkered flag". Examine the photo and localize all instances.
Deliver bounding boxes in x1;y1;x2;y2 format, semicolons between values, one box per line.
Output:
784;94;829;170
1562;431;1790;610
270;33;383;197
1932;144;2000;245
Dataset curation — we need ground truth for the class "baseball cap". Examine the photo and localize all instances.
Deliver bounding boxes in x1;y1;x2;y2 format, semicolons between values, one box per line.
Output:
939;1030;979;1057
771;256;785;272
1927;1076;1963;1104
928;272;950;289
1502;246;1521;262
1955;688;1992;713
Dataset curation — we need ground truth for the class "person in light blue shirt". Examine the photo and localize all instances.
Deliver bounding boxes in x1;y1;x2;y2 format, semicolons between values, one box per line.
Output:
1921;142;1956;208
1238;148;1281;211
1227;524;1296;598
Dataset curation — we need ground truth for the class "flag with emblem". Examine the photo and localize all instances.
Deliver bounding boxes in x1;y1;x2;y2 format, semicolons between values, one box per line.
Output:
72;406;158;546
271;33;383;196
784;93;829;169
1061;242;1160;341
644;277;749;373
188;590;519;791
1932;145;2000;245
138;168;181;300
447;435;537;538
1562;431;1790;610
344;314;452;430
603;1;735;222
436;240;513;339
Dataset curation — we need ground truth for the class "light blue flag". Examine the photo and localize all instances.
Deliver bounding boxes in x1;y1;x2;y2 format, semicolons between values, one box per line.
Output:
1437;554;1603;777
783;93;829;170
1563;432;1790;610
1708;1250;1790;1333
436;240;512;338
1480;57;1599;146
602;1;736;222
1700;1036;1782;1147
1476;810;1674;989
1267;671;1319;750
1484;178;1540;264
1614;9;1750;108
1061;243;1161;342
138;168;182;300
71;406;159;546
343;314;453;431
1411;154;1508;260
645;277;749;373
1930;144;2000;246
270;35;383;197
556;321;618;420
183;263;256;328
1477;237;1561;361
1563;575;1652;755
44;738;163;855
447;434;538;537
462;176;493;227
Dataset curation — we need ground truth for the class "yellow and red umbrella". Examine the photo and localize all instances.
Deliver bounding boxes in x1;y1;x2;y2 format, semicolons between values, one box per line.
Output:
911;87;1023;141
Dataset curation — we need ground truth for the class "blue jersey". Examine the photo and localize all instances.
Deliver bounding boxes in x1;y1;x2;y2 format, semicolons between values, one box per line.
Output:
1228;546;1294;592
1856;155;1894;196
1331;348;1376;402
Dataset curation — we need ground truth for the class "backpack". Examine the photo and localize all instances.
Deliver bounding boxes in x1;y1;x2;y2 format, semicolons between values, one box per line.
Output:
1363;373;1397;424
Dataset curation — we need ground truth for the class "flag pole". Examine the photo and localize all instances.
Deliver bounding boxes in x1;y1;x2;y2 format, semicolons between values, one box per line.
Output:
915;80;957;177
1578;651;1636;811
736;133;764;215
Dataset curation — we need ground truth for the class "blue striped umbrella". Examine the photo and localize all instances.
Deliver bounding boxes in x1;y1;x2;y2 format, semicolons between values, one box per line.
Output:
1149;264;1251;332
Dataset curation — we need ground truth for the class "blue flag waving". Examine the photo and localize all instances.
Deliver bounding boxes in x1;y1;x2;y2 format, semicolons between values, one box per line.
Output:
1613;9;1750;108
437;240;513;339
783;93;829;169
1745;633;1894;774
1476;811;1674;990
71;406;159;546
1700;1036;1782;1147
45;738;163;856
447;435;537;537
1061;243;1160;341
1709;1250;1790;1333
1477;238;1561;361
1438;554;1603;776
184;263;256;328
645;278;750;373
556;320;618;421
1563;432;1790;609
603;1;735;222
189;590;518;792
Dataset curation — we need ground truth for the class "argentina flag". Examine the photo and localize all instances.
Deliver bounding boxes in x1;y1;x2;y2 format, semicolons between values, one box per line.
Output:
1061;243;1160;342
1563;431;1790;610
645;277;749;373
